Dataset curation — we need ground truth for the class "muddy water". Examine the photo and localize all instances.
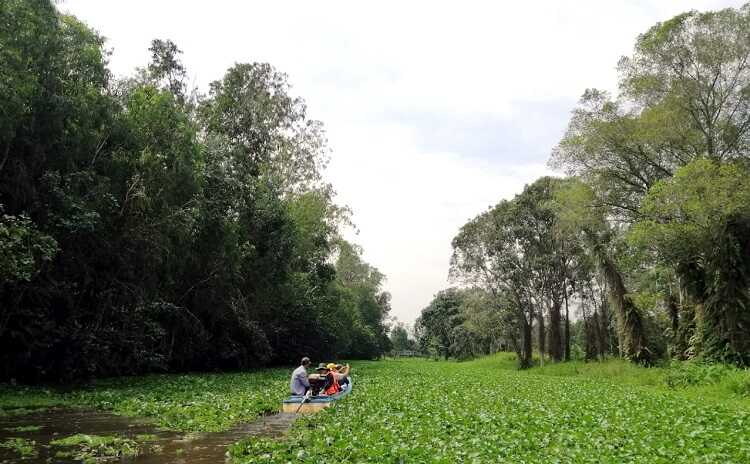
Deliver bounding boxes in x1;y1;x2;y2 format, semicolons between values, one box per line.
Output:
0;408;298;463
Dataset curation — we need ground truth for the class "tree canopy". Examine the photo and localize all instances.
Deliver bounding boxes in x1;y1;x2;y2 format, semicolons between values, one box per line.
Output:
0;1;391;382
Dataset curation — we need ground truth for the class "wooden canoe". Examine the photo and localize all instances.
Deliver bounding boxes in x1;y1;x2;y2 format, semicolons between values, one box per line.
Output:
282;377;352;414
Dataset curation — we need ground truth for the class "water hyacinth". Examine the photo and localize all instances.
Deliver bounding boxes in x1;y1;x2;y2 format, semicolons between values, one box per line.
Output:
231;357;750;463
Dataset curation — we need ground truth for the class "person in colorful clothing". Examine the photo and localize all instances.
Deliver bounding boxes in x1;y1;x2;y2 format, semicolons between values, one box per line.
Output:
317;362;349;395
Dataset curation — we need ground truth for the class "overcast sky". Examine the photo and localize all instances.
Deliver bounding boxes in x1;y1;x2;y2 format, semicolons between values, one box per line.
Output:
63;0;741;325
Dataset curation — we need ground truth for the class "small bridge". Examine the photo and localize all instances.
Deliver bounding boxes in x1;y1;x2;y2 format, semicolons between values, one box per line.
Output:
392;350;421;357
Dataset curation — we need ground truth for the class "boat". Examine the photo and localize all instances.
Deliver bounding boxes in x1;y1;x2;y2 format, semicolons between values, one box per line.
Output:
281;377;352;414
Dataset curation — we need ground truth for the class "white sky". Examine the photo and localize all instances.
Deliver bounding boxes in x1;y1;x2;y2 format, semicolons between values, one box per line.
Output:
62;0;741;325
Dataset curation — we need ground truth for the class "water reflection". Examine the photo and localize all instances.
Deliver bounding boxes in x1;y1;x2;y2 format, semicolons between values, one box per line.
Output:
0;408;297;463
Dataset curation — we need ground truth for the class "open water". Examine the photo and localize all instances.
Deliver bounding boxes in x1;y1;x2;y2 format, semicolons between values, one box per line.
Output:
0;407;297;463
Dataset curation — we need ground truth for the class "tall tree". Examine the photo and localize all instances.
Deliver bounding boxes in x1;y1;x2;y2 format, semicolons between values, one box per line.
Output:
334;240;392;359
631;159;750;364
389;323;415;353
417;288;464;359
451;200;538;367
146;39;187;100
553;179;653;363
620;6;750;161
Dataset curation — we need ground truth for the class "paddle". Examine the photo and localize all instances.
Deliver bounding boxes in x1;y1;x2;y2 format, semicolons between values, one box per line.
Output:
295;389;312;414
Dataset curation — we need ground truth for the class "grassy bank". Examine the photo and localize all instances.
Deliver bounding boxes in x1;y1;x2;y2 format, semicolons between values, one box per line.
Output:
507;354;750;408
0;369;289;432
232;355;750;463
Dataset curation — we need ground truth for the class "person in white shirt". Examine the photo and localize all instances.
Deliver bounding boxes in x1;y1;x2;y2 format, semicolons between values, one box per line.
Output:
289;357;311;395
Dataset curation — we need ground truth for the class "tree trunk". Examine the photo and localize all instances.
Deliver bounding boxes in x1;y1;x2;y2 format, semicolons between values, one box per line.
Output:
599;253;650;364
581;229;651;363
598;287;612;356
587;309;597;360
564;290;571;362
537;309;546;365
592;310;606;359
692;302;705;359
520;314;533;369
0;142;10;174
666;293;679;333
548;298;563;362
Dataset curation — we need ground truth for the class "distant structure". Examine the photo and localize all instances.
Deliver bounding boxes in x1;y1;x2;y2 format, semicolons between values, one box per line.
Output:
394;350;419;357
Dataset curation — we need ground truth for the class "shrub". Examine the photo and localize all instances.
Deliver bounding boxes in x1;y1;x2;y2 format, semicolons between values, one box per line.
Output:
665;361;736;388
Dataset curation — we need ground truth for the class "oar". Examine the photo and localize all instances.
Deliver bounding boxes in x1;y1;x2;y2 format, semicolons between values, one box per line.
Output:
295;389;312;414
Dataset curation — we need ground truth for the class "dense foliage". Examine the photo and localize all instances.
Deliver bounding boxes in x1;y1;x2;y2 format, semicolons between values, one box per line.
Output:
421;2;750;369
0;0;391;383
388;323;417;353
230;356;750;463
416;287;510;360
